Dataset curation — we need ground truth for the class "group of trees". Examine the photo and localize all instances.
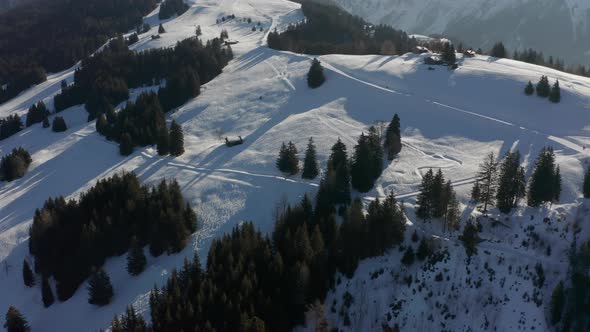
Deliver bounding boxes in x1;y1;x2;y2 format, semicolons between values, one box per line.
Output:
415;169;461;231
267;2;417;56
110;155;405;331
158;0;189;20
0;114;23;140
25;101;50;127
471;148;560;213
0;147;32;182
484;41;589;78
525;76;561;103
276;115;402;194
54;35;228;154
28;172;197;302
0;0;158;104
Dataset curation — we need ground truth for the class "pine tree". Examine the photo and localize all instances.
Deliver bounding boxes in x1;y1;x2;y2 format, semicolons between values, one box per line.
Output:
549;80;561;103
351;133;373;192
286;141;299;175
476;152;498;212
119;133;134;156
158;24;166;34
4;306;30;332
22;260;34;287
127;238;147;276
550;281;564;324
524;81;534;95
302;137;319;179
52;116;67;132
116;305;147;332
96;113;109;136
471;181;481;203
169;120;185;156
460;221;479;257
527;147;560;206
41;276;55;307
157;127;170;156
42;116;50;128
195;25;202;36
583;167;590;198
416;169;434;220
307;58;325;88
490;42;507;58
444;182;461;232
384;114;402;160
401;246;415;265
442;42;456;64
276;142;289;173
536;75;550;98
328;138;351;205
496;151;525;213
431;169;446;218
87;268;114;306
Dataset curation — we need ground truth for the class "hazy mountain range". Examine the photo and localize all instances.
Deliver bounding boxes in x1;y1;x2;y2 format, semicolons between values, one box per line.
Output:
329;0;590;65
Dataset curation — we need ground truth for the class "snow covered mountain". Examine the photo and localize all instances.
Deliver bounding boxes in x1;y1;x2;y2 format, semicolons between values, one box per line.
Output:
329;0;590;65
1;0;590;331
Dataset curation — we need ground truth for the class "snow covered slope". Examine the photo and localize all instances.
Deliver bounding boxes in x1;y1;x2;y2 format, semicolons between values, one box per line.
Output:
329;0;590;66
2;0;590;331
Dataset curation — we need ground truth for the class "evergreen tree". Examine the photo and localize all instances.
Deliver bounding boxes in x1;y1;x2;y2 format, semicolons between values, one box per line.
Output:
496;151;525;213
351;133;373;192
444;181;461;232
26;101;49;127
328;138;351;205
549;80;561;103
401;246;415;265
87;268;114;306
524;81;534;95
169;120;185;156
490;42;507;58
96;113;109;136
158;24;166;34
442;42;456;64
583;167;590;198
307;58;325;88
22;260;34;287
276;141;299;175
196;25;202;36
415;169;434;220
416;238;430;261
127;238;147;276
475;152;498;212
41;276;55;307
471;181;481;203
119;133;134;156
550;281;565;325
113;305;147;332
52;116;67;132
42;116;50;128
431;169;446;218
459;221;479;257
302;137;319;179
157;127;170;156
527;147;560;206
536;75;550;98
384;114;402;160
4;306;30;332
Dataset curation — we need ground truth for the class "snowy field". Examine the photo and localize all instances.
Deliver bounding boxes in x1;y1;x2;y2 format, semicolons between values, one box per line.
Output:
1;0;590;331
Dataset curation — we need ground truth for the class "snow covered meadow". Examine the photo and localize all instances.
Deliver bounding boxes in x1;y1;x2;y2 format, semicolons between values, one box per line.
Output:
1;0;590;330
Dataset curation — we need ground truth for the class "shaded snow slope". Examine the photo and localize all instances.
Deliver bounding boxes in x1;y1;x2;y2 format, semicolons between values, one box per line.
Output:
1;0;590;331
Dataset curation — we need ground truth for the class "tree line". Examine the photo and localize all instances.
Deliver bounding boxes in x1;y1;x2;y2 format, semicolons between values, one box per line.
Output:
0;0;157;104
158;0;189;20
27;172;197;302
276;114;402;194
267;1;417;56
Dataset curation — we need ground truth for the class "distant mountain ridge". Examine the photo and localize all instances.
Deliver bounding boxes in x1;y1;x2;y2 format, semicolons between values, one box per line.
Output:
328;0;590;65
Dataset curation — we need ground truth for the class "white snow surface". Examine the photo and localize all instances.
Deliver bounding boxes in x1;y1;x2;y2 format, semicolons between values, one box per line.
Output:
1;0;590;331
